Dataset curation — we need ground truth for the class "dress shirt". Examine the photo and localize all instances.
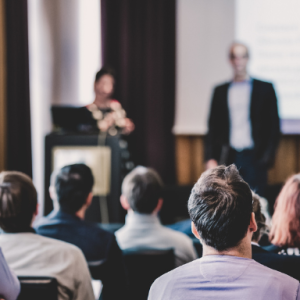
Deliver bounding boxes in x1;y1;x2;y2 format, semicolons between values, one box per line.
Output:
0;232;94;300
228;79;254;151
35;210;129;299
115;212;197;267
0;248;20;300
149;255;300;300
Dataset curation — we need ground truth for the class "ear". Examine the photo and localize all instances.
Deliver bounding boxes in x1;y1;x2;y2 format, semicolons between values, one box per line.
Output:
86;192;93;207
34;203;39;217
249;212;257;233
153;198;163;214
49;186;56;200
120;195;130;210
191;222;201;240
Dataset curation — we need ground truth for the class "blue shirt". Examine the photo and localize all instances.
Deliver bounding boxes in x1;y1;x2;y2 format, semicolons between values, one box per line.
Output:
35;210;128;299
149;255;300;300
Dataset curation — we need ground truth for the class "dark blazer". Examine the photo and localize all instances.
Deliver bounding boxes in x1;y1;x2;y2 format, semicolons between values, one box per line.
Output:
35;210;128;300
252;244;300;281
205;79;280;167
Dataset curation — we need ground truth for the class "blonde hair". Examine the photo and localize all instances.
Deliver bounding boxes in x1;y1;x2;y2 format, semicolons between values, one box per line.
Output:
269;175;300;247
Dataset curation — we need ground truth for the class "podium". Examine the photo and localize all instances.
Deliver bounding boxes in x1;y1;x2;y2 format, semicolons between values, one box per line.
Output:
44;133;124;223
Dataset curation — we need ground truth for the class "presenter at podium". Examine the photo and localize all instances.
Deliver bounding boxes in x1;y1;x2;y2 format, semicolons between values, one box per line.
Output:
205;42;280;196
85;67;134;135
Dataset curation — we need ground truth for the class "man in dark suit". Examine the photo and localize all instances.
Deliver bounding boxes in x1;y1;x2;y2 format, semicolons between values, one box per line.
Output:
35;163;128;300
205;42;280;196
251;192;300;281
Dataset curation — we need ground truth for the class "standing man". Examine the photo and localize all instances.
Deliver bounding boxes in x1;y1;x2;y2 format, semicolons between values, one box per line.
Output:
205;42;280;196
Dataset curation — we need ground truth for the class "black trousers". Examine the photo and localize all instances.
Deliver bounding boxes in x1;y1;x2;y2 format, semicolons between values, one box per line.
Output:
229;148;267;197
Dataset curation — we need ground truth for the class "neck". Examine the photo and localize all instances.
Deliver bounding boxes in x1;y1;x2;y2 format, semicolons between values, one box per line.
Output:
94;95;110;108
233;72;249;82
202;239;252;259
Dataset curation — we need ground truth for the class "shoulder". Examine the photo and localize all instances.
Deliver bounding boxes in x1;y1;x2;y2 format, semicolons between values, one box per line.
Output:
252;78;274;88
81;221;115;239
150;260;200;296
35;233;81;252
213;82;231;92
251;259;298;282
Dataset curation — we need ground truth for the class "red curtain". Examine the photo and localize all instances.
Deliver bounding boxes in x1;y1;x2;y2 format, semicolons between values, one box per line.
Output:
101;0;176;184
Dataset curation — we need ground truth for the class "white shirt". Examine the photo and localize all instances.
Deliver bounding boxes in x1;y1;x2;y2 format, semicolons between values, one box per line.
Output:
115;212;197;267
0;232;94;300
0;248;20;300
228;80;254;151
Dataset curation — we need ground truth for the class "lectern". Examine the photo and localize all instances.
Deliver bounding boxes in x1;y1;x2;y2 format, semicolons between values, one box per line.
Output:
44;133;124;223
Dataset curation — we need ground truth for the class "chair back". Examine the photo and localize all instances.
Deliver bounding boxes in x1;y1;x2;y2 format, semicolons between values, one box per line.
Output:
123;248;175;300
17;276;57;300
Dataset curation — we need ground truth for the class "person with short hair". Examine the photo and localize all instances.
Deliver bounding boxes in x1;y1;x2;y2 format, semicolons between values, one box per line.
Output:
0;171;94;300
149;165;300;300
35;163;128;299
205;42;280;196
115;166;197;267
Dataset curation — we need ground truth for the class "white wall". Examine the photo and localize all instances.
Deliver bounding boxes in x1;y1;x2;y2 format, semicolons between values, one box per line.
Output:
28;0;101;215
174;0;235;135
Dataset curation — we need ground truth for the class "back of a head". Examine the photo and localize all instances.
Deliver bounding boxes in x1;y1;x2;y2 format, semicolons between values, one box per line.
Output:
54;164;94;214
270;174;300;247
252;192;267;242
188;164;252;251
122;166;163;214
0;171;37;232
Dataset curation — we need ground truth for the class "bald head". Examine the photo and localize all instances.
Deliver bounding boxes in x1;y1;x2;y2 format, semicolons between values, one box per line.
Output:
229;42;249;81
229;42;249;59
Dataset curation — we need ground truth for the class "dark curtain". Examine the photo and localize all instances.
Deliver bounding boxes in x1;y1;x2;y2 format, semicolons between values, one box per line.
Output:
101;0;176;184
5;0;32;176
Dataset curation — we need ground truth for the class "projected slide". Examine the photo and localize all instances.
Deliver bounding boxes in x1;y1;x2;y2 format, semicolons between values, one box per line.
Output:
236;0;300;132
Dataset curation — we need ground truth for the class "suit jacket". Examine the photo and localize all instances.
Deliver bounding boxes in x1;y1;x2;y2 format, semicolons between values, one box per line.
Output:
252;244;300;281
35;210;128;300
205;79;280;167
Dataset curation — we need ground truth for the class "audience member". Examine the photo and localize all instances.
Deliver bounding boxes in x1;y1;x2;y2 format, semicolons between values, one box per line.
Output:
115;166;197;267
0;171;94;300
149;165;300;300
251;192;300;280
35;164;128;299
270;174;300;255
0;246;20;300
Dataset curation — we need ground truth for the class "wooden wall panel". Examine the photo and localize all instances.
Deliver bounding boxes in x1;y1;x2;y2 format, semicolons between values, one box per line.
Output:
268;136;299;185
0;0;6;171
176;136;205;185
175;136;193;185
176;135;300;186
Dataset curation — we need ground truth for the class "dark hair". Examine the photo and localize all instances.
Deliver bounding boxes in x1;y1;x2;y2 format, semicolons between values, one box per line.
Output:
122;166;163;214
188;164;253;251
0;171;37;232
95;66;116;83
54;164;94;213
252;192;267;242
